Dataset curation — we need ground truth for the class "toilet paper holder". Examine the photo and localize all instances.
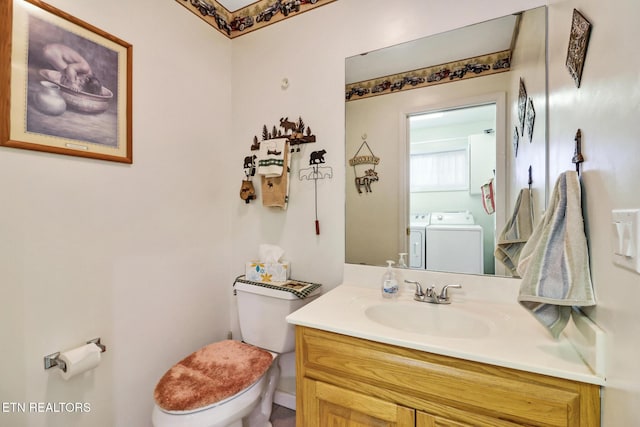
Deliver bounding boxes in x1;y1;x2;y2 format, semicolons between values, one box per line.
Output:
44;338;106;372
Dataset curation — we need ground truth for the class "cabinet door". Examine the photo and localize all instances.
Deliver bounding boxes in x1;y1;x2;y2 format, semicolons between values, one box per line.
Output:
417;410;522;427
300;378;414;427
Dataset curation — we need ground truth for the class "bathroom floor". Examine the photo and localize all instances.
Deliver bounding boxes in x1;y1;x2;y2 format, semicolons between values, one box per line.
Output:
270;404;295;427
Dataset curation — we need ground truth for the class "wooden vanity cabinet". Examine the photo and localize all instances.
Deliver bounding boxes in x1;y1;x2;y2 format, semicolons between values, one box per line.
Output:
295;327;600;427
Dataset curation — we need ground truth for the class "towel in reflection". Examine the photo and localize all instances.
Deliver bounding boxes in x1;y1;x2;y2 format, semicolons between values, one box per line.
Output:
517;171;595;338
495;188;534;277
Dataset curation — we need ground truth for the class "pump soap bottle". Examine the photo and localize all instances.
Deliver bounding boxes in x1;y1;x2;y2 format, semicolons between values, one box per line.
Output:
381;260;399;298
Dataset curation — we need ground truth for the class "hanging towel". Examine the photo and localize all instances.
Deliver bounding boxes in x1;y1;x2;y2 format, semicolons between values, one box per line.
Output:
481;178;496;215
516;171;595;338
495;188;534;277
262;142;290;209
257;138;287;177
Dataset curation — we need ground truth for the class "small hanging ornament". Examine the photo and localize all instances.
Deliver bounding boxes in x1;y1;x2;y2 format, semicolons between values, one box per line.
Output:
349;137;380;194
240;154;257;204
240;180;256;203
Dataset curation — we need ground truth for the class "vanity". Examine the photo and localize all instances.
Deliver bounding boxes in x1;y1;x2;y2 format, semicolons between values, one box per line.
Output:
286;265;605;426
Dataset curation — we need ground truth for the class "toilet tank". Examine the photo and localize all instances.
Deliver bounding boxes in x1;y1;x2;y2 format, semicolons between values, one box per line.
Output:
235;281;321;353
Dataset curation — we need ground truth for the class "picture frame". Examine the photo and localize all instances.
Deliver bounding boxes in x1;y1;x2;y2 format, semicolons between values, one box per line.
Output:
526;98;535;142
517;78;527;137
1;0;133;163
566;9;592;88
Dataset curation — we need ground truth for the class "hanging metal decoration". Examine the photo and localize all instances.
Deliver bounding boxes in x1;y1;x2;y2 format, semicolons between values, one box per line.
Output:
349;137;380;194
299;149;332;235
240;154;257;203
244;115;317;208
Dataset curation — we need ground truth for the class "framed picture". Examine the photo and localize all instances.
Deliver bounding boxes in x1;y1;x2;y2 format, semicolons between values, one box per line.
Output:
566;9;592;88
526;98;535;142
517;78;527;137
1;0;133;163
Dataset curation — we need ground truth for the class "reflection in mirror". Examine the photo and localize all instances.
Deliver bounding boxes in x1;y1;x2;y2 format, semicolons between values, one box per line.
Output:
409;104;496;275
345;7;547;277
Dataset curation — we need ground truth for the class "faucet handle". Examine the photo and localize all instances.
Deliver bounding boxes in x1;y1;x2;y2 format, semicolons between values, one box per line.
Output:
439;284;462;300
404;279;424;297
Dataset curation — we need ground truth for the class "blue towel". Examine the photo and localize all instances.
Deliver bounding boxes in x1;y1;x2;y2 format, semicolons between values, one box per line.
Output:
516;171;595;338
495;188;534;277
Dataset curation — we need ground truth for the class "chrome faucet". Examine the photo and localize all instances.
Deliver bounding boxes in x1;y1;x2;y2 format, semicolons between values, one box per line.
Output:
404;280;462;304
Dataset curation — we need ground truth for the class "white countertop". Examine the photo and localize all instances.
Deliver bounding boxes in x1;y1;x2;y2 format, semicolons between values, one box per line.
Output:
287;265;606;386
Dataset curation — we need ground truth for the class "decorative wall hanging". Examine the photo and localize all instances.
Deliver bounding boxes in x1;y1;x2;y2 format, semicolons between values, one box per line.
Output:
299;149;332;235
513;126;520;158
1;0;133;163
175;0;337;39
251;116;316;153
246;116;318;208
526;98;536;142
240;154;257;203
345;50;511;102
517;78;528;137
566;9;592;88
349;139;380;194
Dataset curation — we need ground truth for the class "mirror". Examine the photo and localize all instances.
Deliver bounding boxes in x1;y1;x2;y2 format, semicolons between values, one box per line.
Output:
345;7;547;276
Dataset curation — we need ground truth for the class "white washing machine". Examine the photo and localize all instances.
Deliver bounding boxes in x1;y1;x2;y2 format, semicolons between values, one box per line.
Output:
426;212;484;274
409;214;430;269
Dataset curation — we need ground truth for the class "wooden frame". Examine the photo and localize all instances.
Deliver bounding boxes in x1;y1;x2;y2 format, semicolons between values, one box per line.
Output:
566;9;591;88
1;0;133;163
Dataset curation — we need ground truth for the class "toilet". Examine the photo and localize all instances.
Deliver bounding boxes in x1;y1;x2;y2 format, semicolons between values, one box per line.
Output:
152;280;321;427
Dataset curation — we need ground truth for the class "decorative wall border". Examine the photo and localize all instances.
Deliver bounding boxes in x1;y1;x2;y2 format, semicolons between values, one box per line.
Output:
345;50;511;102
175;0;337;39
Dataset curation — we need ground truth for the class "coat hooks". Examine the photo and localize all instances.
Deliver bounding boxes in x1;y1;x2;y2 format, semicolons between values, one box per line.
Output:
572;129;584;175
242;115;318;206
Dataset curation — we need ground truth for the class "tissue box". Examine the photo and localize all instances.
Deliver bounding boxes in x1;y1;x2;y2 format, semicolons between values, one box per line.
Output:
245;261;290;282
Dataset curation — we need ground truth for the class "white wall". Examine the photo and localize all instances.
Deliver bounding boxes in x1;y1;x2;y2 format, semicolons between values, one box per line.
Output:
0;0;232;426
231;0;640;426
3;0;639;425
546;1;640;424
230;0;545;290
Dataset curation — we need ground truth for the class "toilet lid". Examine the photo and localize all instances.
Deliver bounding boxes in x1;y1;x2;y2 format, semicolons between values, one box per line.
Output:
154;340;273;412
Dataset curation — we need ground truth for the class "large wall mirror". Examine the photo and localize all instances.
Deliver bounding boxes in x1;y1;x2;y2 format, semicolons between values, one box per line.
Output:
345;7;548;277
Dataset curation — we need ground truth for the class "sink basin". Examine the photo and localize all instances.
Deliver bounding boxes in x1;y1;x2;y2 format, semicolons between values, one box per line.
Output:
364;302;492;339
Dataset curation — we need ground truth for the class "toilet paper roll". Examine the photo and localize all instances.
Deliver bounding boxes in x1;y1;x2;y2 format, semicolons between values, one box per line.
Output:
58;343;102;380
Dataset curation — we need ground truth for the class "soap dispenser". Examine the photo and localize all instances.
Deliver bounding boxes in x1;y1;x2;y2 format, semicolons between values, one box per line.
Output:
398;253;408;269
381;260;399;298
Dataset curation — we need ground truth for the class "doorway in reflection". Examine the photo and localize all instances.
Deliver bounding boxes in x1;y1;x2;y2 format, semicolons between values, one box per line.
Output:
408;104;496;274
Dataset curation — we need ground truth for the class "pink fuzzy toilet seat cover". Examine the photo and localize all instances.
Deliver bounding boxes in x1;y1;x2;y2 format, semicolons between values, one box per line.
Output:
154;340;273;412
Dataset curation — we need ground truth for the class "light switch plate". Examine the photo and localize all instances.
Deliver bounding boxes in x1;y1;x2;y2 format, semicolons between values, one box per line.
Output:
612;209;640;274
